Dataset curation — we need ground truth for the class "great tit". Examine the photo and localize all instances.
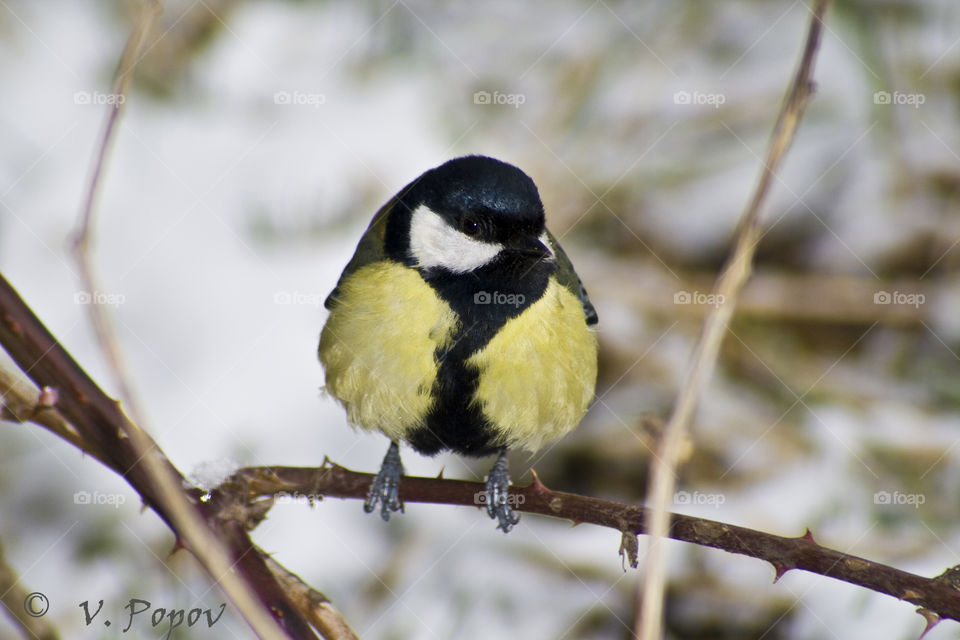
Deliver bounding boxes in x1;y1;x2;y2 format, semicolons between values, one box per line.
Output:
318;155;598;532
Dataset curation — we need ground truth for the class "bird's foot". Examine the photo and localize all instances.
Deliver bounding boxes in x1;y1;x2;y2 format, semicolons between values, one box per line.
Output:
485;449;520;533
364;441;404;521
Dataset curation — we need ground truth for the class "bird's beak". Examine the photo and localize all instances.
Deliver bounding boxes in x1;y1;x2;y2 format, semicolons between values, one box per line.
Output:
508;236;551;260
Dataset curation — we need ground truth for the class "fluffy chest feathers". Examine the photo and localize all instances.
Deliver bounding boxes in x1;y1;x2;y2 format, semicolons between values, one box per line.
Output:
318;260;597;455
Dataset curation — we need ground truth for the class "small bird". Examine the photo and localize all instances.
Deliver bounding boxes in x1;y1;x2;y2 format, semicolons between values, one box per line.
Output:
318;155;598;532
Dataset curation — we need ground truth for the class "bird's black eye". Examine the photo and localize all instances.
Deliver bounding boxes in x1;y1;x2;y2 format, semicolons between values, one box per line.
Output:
460;216;482;237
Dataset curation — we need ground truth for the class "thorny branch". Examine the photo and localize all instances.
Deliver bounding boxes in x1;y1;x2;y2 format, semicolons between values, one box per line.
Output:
0;273;359;640
211;463;960;629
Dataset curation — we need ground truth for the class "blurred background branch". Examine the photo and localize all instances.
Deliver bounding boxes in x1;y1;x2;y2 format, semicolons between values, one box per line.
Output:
641;3;829;638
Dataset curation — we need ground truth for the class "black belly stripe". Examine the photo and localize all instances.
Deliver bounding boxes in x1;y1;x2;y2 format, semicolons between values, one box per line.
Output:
405;257;552;457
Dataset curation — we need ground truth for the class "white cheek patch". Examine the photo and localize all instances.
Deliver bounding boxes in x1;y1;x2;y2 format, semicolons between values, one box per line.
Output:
409;205;503;273
539;231;556;259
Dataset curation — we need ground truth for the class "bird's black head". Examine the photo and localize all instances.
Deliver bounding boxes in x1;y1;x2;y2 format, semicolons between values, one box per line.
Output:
384;155;553;273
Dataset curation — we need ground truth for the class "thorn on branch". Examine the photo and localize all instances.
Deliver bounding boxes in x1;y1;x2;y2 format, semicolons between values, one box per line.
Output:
917;608;940;638
529;468;550;493
772;562;792;583
37;386;58;409
2;315;22;336
2;386;59;422
168;537;188;558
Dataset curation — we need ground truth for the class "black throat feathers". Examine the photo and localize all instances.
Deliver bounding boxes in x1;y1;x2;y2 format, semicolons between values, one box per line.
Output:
406;254;553;457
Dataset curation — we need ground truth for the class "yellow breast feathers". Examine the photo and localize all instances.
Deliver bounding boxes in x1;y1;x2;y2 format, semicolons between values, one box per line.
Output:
468;279;598;452
319;262;459;442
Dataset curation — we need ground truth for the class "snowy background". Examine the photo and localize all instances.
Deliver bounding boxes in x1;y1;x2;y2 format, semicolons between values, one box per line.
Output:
2;1;960;638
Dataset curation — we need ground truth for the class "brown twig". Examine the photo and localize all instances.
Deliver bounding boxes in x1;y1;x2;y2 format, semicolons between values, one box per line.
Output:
261;554;361;640
0;366;109;464
210;463;960;626
639;2;832;638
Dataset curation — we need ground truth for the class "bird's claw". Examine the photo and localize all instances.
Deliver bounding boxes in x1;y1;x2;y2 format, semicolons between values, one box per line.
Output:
364;441;404;521
485;449;520;533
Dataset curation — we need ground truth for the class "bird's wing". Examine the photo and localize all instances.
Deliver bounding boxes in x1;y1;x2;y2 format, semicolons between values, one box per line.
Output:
545;229;598;326
324;197;396;310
